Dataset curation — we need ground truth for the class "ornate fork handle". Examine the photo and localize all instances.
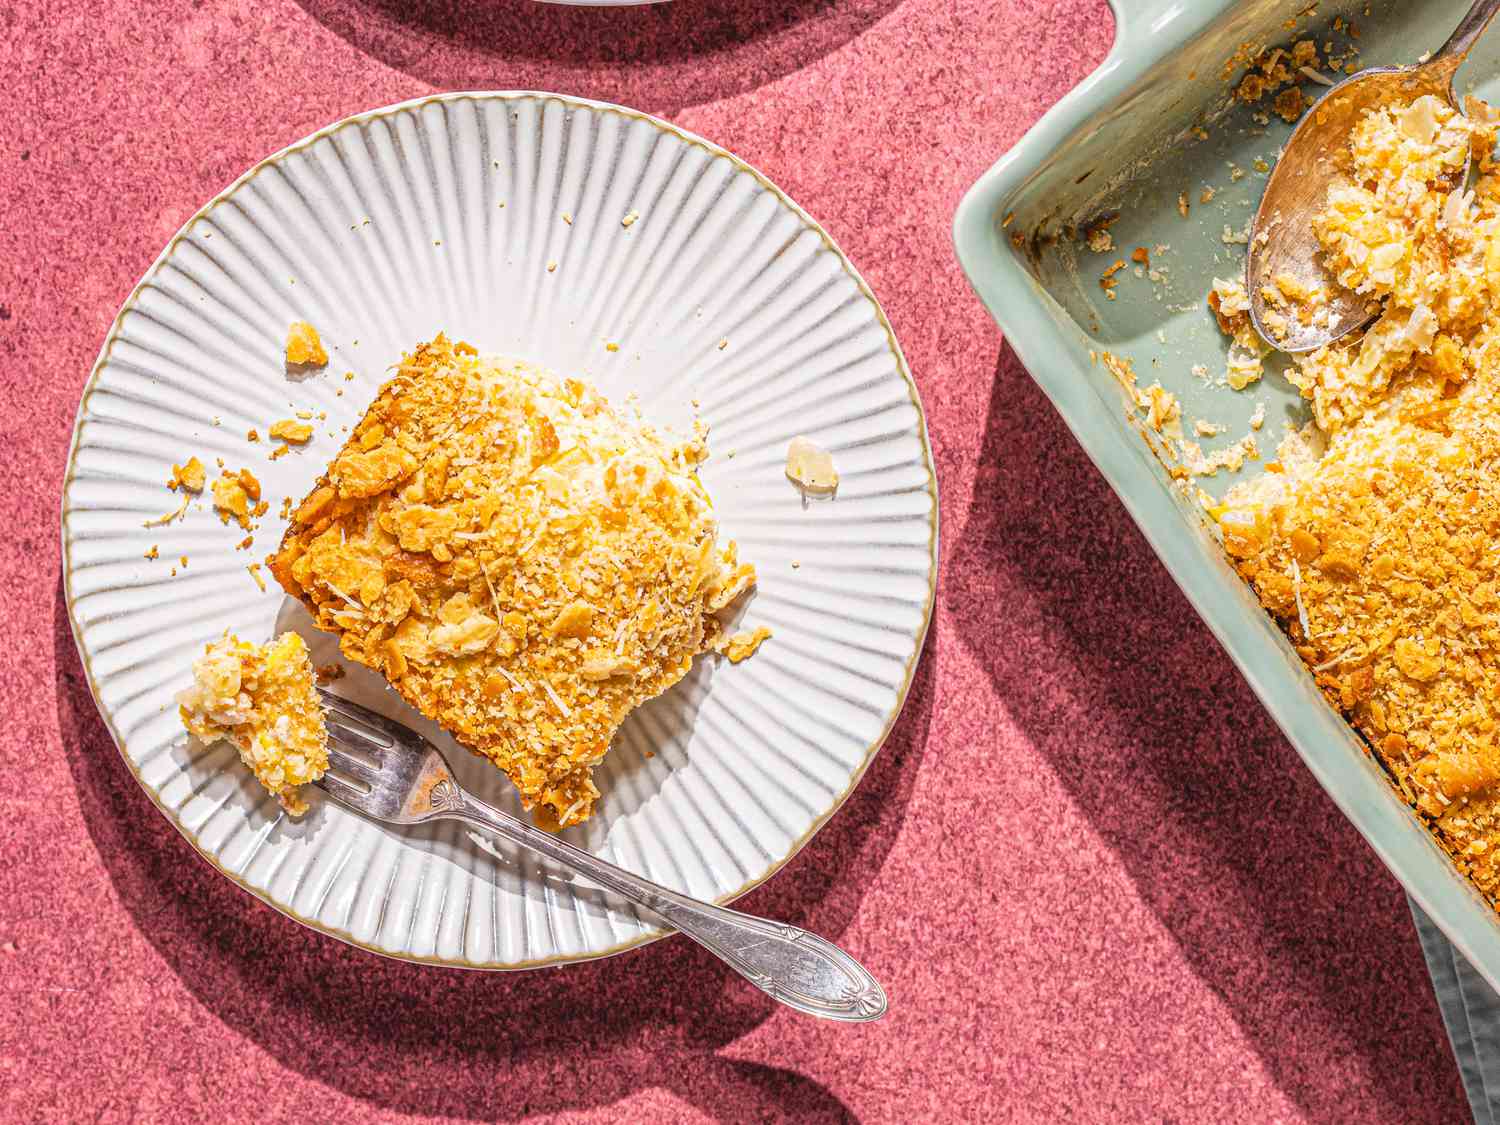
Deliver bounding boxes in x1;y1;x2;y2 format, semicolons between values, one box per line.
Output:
444;790;887;1021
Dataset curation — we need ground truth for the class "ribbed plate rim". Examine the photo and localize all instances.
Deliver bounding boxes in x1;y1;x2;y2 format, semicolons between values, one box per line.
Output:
59;90;940;971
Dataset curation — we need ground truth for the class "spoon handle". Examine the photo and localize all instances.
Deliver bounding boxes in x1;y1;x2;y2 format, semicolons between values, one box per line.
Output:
1436;0;1500;66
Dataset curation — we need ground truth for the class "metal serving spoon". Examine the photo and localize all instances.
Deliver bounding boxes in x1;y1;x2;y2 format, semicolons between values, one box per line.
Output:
1247;0;1500;353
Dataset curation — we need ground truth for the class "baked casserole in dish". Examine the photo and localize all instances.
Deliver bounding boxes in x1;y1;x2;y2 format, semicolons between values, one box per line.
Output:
955;0;1500;990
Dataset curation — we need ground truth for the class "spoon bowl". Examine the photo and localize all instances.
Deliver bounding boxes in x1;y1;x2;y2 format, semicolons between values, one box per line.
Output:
1247;0;1500;353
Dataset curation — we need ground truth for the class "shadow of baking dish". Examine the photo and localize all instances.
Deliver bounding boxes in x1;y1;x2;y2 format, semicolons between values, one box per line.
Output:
945;343;1466;1124
292;0;908;114
53;576;935;1123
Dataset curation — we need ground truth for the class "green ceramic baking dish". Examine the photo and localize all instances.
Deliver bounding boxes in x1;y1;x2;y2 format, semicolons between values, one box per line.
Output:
954;0;1500;990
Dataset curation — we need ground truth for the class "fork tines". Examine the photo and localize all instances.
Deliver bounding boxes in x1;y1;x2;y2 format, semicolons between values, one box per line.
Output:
317;690;399;753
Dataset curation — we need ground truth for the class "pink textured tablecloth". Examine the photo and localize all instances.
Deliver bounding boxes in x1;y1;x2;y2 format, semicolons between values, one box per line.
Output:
0;0;1471;1120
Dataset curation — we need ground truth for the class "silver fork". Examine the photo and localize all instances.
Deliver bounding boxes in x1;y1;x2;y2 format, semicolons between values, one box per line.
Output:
313;688;887;1022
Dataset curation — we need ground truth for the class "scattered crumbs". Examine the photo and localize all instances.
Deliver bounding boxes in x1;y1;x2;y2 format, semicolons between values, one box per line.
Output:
715;625;772;664
143;495;190;529
279;497;294;519
1181;433;1260;477
1099;258;1127;298
144;544;159;560
726;450;736;459
1222;224;1250;245
179;555;189;568
1194;419;1222;437
1200;186;1216;204
211;468;262;530
1249;401;1267;430
547;260;558;273
344;371;355;381
169;456;205;493
247;562;267;592
211;417;221;426
498;201;506;208
169;567;177;577
1253;157;1271;173
622;210;639;228
1229;165;1247;183
269;444;290;461
562;212;573;225
238;534;254;550
791;559;801;569
605;342;620;353
1192;126;1210;141
717;338;729;350
315;662;345;684
786;436;839;494
295;410;314;420
434;239;442;246
1143;384;1181;435
1191;364;1210;381
1002;210;1015;228
270;419;314;443
246;428;260;443
1178;192;1190;218
317;411;327;421
285;320;329;367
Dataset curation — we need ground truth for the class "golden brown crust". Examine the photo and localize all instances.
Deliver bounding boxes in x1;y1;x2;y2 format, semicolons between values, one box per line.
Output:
269;335;753;827
1219;96;1500;904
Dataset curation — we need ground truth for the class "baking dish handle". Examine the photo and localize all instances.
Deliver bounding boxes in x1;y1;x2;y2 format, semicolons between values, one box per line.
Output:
1107;0;1194;55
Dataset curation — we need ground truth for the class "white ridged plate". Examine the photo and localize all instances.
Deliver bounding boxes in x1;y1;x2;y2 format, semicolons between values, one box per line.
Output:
61;92;937;968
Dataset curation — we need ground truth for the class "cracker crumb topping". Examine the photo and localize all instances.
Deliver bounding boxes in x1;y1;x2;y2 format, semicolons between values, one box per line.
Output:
1218;93;1500;902
267;335;756;828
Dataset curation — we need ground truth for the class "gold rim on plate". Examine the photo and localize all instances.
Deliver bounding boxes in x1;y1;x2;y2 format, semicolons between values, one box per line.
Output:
60;91;939;970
